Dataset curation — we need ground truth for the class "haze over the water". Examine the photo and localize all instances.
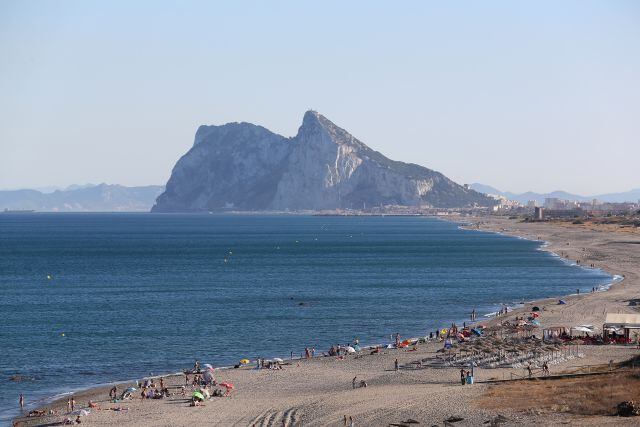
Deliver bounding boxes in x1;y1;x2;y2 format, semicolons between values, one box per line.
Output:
1;1;638;195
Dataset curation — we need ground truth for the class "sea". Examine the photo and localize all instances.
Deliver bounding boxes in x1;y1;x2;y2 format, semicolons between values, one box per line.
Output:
0;213;614;423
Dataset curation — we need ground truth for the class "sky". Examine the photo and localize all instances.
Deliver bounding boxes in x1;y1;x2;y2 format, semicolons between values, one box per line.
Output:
1;1;639;195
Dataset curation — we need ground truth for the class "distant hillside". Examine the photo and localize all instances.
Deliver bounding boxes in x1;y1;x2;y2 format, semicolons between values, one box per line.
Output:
471;183;640;204
0;184;164;212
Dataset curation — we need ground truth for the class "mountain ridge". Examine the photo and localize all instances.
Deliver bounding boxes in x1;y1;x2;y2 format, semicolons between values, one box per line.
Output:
0;184;164;212
470;183;640;204
153;111;496;212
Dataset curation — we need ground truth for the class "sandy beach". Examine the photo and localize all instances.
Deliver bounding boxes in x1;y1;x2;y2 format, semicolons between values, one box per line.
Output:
14;216;640;426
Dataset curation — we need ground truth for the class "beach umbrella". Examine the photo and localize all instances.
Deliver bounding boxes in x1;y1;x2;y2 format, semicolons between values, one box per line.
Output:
192;391;205;401
203;370;215;383
203;364;213;370
70;409;90;416
240;359;250;365
346;346;356;354
273;357;284;362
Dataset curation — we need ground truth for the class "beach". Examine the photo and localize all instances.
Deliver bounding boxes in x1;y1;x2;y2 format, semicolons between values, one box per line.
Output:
13;216;640;426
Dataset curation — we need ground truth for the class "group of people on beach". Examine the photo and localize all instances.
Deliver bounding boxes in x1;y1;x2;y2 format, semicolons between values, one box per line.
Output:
459;369;473;385
304;347;316;358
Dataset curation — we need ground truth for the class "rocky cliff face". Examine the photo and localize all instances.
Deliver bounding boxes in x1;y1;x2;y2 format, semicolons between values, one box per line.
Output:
152;111;495;212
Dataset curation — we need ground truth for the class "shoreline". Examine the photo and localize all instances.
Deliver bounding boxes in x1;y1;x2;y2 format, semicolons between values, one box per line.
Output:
18;220;612;409
14;215;640;426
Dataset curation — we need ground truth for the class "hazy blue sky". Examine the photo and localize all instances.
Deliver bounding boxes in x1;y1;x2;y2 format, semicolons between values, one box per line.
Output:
1;1;638;194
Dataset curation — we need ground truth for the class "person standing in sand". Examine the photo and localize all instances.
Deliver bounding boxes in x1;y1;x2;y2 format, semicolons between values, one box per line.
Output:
460;369;466;385
352;376;357;389
394;359;399;371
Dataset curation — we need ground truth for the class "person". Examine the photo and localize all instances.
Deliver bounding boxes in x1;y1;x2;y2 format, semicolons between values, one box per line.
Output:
352;376;357;389
359;380;367;388
394;359;399;372
466;370;472;385
109;385;117;400
343;415;348;426
19;393;24;412
75;415;81;424
160;377;164;389
185;373;190;385
349;415;355;427
527;364;532;378
194;360;200;372
460;369;466;385
88;400;100;409
67;398;71;412
542;362;549;376
395;333;400;347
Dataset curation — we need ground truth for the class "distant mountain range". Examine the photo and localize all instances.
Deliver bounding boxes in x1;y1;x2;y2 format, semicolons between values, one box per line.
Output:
0;184;164;212
152;111;496;212
470;183;640;205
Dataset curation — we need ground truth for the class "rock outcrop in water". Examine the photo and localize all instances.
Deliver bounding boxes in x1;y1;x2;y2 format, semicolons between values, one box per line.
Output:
152;111;496;212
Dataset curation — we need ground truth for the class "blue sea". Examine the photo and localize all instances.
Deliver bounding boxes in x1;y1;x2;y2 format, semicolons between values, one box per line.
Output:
0;214;613;423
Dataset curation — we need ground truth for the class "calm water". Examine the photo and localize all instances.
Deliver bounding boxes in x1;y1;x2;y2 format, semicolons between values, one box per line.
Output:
0;214;612;423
